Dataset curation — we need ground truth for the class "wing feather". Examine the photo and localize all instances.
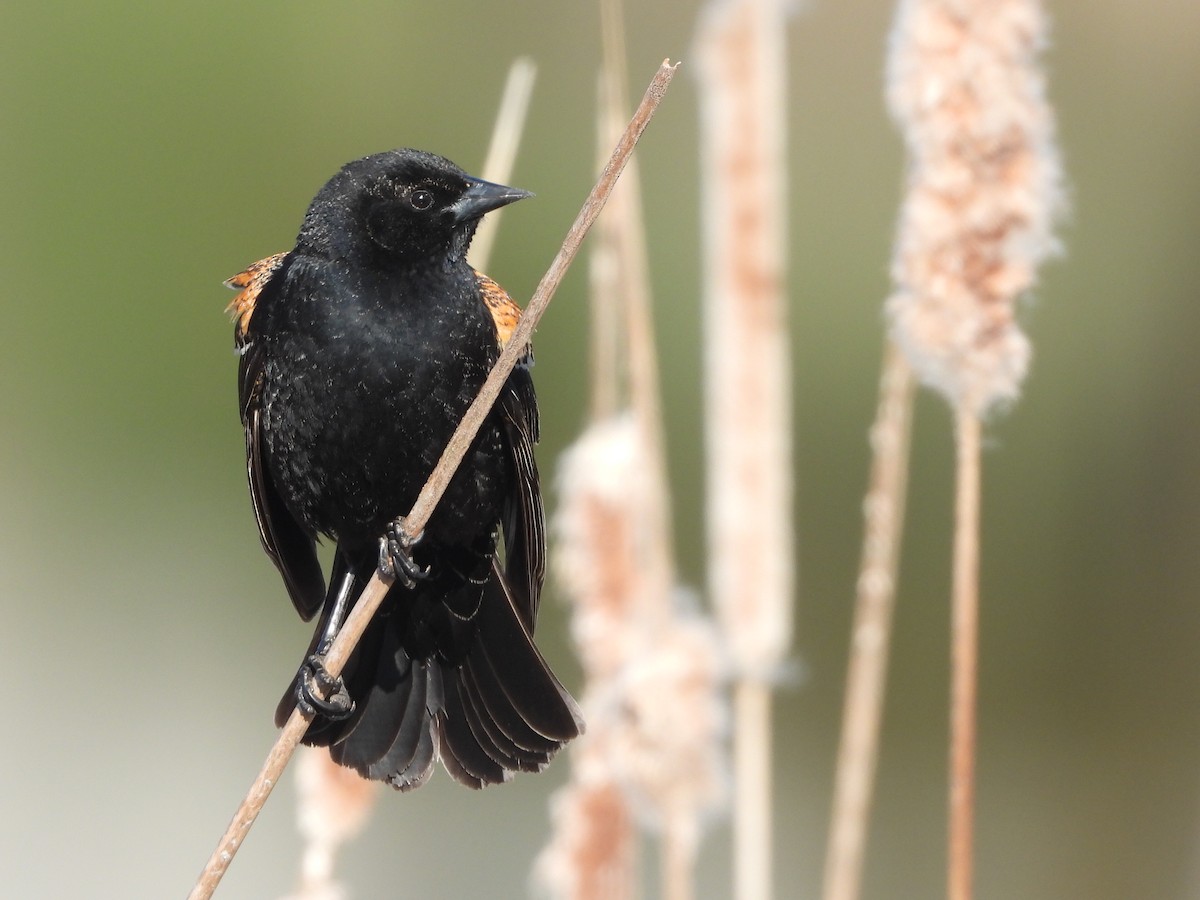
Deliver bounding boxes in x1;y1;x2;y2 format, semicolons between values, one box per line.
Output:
229;253;325;620
474;270;545;629
499;371;544;629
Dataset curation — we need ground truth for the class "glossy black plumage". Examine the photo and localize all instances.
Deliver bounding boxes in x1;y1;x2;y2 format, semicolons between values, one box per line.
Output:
228;149;581;789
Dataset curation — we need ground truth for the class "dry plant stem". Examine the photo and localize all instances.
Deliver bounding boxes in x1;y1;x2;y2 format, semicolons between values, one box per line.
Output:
588;74;622;421
664;830;693;900
469;57;537;272
695;1;791;898
599;0;675;589
734;682;773;900
539;32;697;899
290;745;378;898
188;59;679;900
822;343;915;900
949;408;981;900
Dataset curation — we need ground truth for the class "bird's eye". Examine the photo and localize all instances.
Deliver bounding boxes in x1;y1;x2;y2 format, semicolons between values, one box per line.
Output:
410;189;434;211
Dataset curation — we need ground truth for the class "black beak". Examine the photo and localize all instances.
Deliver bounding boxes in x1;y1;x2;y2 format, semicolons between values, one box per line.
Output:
451;178;533;224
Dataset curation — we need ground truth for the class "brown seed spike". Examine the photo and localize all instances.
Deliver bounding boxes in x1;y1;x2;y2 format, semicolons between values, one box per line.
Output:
884;0;1063;416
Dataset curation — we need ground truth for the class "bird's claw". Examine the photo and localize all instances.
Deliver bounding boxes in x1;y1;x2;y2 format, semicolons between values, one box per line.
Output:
378;518;430;588
295;654;355;721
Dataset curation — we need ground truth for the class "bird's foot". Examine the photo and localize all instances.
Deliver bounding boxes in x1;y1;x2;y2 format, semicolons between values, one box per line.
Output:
295;654;355;721
378;518;430;588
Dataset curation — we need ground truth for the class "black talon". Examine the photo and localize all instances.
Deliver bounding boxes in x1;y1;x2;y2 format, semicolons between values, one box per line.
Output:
296;654;355;720
378;518;430;588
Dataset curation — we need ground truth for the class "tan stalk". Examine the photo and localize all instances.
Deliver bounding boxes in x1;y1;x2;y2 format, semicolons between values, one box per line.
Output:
599;0;675;596
533;67;645;900
948;408;981;900
588;73;623;421
821;343;915;900
281;750;377;900
469;57;538;273
694;0;792;898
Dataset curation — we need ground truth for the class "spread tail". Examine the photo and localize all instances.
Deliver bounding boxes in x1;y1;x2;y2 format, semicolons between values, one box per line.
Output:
281;558;582;789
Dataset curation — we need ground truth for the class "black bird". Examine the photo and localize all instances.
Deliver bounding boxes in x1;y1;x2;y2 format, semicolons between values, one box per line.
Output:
226;148;581;789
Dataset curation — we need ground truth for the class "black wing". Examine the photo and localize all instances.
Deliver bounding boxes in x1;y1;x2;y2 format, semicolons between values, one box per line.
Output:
475;270;545;629
229;253;326;621
499;364;544;633
475;270;545;630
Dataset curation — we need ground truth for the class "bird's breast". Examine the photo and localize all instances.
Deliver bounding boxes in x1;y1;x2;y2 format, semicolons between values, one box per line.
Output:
261;274;504;546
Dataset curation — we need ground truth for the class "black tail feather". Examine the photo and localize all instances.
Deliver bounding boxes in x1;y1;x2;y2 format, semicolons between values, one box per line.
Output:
474;565;583;742
353;656;428;780
453;662;528;772
460;653;552;771
435;674;509;788
285;557;580;789
384;702;437;792
461;634;561;758
329;625;413;770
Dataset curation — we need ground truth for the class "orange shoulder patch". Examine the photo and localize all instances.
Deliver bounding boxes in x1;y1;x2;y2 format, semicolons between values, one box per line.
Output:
225;252;287;341
475;269;522;349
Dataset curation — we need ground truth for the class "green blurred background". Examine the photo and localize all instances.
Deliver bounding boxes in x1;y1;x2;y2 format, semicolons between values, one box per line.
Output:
1;1;1197;897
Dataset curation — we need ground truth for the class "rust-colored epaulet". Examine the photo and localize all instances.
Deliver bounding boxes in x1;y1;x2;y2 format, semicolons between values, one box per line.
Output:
474;269;523;350
224;252;288;343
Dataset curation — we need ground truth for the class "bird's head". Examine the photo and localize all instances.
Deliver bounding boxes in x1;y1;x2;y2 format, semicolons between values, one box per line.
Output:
298;148;532;266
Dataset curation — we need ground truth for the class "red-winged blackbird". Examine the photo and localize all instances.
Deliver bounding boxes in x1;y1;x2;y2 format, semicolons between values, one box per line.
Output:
226;148;581;790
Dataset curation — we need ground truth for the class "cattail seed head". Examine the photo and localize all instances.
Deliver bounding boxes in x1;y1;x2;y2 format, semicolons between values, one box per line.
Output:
886;0;1064;414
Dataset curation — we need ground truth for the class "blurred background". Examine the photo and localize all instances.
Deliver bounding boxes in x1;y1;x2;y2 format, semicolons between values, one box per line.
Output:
1;1;1197;897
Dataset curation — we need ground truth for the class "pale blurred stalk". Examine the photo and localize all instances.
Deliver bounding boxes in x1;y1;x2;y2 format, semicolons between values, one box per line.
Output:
469;57;537;272
598;0;675;608
537;13;724;897
949;409;981;900
694;0;793;898
822;343;914;900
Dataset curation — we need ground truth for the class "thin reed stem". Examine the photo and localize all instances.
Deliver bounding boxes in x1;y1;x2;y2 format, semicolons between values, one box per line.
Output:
822;342;915;900
188;60;679;900
734;681;773;900
588;78;622;421
469;57;537;272
948;407;981;900
695;1;792;897
600;0;675;594
663;827;693;900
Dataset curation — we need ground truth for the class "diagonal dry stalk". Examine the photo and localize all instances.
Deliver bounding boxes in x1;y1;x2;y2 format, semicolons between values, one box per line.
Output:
948;408;981;900
188;59;679;900
822;342;915;900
